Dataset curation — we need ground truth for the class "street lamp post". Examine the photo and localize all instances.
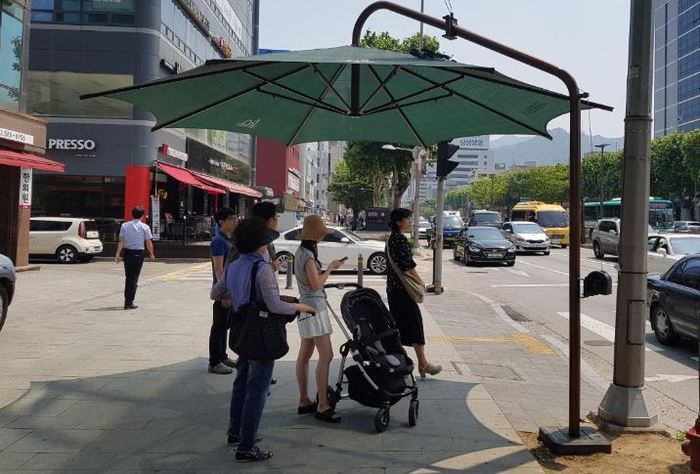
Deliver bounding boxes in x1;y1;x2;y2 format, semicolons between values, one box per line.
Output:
382;144;424;250
594;144;610;220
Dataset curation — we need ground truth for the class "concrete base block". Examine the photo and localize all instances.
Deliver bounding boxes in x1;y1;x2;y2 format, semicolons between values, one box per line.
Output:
598;383;659;427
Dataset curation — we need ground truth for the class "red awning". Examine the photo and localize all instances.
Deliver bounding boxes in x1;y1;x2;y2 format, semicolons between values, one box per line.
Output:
0;149;64;173
156;161;224;194
190;170;262;198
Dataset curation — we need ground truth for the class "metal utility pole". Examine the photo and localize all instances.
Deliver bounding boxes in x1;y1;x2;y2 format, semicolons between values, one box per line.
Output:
598;0;658;428
432;176;445;293
419;0;424;50
594;143;610;218
411;148;422;251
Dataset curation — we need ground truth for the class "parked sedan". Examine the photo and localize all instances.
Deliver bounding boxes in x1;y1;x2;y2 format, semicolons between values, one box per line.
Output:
647;233;700;275
453;226;516;266
0;253;16;334
273;226;388;275
647;255;700;345
417;220;431;239
673;221;700;233
502;221;550;255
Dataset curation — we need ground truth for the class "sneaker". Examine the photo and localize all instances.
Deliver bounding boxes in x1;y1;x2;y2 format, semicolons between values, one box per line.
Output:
208;363;233;375
235;446;272;462
222;358;237;368
227;434;262;445
124;304;138;310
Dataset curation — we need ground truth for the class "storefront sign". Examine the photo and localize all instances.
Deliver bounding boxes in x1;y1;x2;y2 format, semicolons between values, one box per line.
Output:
209;158;239;173
455;136;489;150
48;138;96;150
176;0;210;32
150;196;161;241
0;127;34;145
212;36;232;58
19;167;32;208
160;144;188;162
288;171;300;192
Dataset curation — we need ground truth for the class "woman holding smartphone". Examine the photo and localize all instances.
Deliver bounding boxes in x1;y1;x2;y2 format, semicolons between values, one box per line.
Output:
294;215;344;423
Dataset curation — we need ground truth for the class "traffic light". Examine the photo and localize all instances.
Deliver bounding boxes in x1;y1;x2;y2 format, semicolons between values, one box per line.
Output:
436;141;459;177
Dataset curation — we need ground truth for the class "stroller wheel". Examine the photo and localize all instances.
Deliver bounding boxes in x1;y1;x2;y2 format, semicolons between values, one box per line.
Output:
409;399;419;427
374;407;390;433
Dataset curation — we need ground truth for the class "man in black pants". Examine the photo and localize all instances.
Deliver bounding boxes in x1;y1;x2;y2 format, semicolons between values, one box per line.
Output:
115;206;155;309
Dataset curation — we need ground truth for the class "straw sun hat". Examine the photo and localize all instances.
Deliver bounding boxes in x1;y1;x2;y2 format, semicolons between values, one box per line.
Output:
299;215;330;241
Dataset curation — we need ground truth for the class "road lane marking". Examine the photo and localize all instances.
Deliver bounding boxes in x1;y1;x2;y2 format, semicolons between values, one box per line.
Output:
151;263;211;282
429;334;553;355
518;260;569;276
542;335;609;390
492;283;569;288
505;268;530;278
645;374;698;383
557;312;665;353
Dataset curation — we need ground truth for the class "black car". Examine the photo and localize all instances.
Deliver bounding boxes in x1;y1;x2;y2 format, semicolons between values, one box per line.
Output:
647;255;700;346
0;253;16;334
453;226;516;266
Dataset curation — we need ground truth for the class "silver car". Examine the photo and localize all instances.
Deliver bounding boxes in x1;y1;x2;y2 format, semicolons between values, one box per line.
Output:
502;221;550;255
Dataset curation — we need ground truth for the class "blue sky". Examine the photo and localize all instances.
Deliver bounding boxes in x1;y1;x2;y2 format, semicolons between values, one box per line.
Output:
259;0;631;138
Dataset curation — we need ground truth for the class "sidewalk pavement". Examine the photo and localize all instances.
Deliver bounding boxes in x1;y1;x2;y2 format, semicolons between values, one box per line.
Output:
0;261;542;473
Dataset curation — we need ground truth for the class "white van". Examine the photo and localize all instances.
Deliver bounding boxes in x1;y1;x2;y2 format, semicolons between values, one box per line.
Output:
29;217;103;263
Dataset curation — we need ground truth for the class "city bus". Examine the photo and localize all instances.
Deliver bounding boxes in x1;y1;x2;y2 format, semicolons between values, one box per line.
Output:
510;201;570;248
583;197;674;238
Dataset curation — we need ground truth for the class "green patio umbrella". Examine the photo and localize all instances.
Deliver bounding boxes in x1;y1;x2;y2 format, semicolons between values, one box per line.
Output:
83;45;610;146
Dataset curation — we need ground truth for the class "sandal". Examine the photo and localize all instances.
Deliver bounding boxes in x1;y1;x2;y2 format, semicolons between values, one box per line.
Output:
315;408;342;423
235;446;273;462
418;363;443;379
297;402;317;414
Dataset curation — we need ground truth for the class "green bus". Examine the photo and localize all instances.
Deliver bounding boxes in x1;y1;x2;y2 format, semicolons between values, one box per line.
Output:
583;197;674;238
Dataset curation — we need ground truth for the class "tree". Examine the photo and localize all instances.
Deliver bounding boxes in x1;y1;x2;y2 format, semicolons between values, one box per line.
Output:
446;186;470;211
582;149;623;202
328;159;373;218
651;133;694;200
420;198;437;217
339;30;442;209
682;129;700;201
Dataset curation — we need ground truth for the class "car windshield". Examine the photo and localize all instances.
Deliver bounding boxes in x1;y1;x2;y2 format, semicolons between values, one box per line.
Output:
537;210;569;228
443;216;463;228
670;237;700;255
474;213;501;224
419;222;431;228
469;228;505;240
343;230;363;241
511;223;543;233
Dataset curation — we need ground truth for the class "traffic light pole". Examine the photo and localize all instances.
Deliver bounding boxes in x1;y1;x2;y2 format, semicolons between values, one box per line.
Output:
431;176;446;294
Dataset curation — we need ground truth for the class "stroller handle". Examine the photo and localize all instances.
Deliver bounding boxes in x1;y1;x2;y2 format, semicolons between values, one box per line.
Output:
324;283;362;290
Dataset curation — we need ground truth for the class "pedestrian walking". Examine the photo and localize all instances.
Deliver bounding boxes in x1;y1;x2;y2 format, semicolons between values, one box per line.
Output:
251;201;280;271
115;206;155;310
294;215;344;423
208;207;239;375
212;217;315;462
386;208;442;378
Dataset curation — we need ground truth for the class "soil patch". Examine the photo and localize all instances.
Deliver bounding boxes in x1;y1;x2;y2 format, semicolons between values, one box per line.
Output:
518;431;690;473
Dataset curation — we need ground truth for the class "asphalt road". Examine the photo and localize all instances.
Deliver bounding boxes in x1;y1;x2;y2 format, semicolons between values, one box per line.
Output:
431;243;699;430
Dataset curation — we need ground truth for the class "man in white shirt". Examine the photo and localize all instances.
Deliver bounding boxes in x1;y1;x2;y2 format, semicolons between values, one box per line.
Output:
115;206;155;310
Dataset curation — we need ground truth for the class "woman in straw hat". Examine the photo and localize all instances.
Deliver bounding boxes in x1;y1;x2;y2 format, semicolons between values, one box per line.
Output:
294;215;344;423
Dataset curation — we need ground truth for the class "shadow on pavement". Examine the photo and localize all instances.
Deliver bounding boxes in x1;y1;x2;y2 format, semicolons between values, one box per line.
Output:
82;307;126;312
0;358;538;472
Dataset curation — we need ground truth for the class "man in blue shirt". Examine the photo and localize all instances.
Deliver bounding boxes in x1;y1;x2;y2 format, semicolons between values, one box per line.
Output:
115;206;155;310
209;207;239;374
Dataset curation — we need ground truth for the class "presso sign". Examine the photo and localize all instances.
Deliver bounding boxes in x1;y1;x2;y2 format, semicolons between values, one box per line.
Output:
48;139;96;151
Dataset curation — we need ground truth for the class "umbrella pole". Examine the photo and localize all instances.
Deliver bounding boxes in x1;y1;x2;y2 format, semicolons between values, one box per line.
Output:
351;1;611;455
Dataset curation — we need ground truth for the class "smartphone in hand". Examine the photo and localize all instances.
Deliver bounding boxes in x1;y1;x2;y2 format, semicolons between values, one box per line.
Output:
339;256;348;262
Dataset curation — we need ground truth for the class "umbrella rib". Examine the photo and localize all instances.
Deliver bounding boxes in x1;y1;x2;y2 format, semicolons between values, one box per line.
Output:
151;64;311;131
367;65;427;147
363;74;464;114
287;64;348;145
243;69;347;114
256;89;347;115
81;61;271;100
359;66;399;112
364;92;454;116
398;67;550;138
311;64;351;112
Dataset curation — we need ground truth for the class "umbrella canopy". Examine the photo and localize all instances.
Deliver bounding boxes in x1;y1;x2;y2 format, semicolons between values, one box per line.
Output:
83;46;611;146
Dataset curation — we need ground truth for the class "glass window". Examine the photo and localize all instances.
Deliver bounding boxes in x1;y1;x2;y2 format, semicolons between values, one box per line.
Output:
33;0;56;9
667;261;687;284
323;231;347;243
680;258;700;289
0;11;23;97
669;237;700;255
284;229;301;241
29;220;72;232
27;71;134;118
83;0;135;12
537;210;569;228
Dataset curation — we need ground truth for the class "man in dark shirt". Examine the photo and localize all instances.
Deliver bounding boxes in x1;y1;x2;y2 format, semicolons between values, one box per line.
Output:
208;207;238;374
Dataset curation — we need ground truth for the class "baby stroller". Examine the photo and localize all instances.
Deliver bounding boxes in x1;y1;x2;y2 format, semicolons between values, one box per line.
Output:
323;283;419;432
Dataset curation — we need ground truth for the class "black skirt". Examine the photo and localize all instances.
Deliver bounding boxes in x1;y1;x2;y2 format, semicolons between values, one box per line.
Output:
387;286;425;346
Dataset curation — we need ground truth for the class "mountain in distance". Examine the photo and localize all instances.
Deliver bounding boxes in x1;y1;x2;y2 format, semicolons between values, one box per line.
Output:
489;128;624;166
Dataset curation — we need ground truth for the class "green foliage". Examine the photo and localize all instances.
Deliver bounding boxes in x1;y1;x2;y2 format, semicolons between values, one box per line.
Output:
682;129;700;187
328;159;373;216
446;186;470;210
420;198;437;217
651;133;695;199
582;149;623;201
361;30;441;54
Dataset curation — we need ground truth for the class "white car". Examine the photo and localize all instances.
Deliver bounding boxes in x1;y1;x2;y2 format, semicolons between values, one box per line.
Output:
29;217;103;263
418;221;431;239
273;226;388;274
647;233;700;275
502;221;550;255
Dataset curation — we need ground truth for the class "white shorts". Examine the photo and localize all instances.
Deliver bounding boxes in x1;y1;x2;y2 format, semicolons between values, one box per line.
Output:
297;308;333;339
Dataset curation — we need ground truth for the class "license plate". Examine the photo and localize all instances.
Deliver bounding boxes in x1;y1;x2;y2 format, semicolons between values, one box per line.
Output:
551;239;561;244
86;231;99;239
488;252;502;258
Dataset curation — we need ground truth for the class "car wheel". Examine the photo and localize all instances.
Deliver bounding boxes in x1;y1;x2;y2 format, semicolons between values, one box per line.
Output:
561;244;568;249
0;286;7;335
651;303;680;346
543;251;550;256
368;253;388;275
56;245;78;264
506;261;515;267
275;252;293;274
593;241;604;259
